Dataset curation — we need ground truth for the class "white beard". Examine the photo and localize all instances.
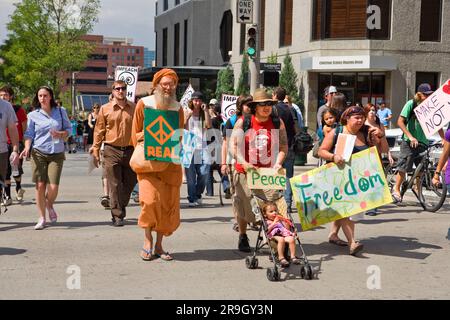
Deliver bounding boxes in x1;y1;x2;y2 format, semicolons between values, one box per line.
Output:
154;86;177;110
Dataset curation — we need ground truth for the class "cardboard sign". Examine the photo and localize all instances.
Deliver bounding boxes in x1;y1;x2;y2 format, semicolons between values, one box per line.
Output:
144;109;180;163
115;66;139;102
414;79;450;138
180;85;195;111
290;147;392;231
221;94;238;122
247;168;287;190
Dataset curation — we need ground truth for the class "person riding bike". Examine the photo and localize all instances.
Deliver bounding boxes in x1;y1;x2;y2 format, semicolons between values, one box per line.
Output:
392;83;445;203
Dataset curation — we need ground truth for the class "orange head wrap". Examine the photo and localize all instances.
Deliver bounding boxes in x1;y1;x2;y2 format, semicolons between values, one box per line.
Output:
152;68;179;87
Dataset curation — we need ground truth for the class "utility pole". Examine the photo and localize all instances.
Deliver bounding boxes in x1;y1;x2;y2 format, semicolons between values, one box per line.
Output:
71;71;78;117
249;0;260;94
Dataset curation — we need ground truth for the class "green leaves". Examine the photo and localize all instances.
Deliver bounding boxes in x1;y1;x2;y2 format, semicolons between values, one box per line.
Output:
0;0;100;100
280;52;300;105
215;67;234;99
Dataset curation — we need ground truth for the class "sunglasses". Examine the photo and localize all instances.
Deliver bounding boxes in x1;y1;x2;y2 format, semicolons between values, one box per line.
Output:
256;101;274;107
114;86;127;91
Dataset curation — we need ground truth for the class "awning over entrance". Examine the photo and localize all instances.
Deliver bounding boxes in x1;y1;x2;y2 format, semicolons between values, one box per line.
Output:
301;55;398;72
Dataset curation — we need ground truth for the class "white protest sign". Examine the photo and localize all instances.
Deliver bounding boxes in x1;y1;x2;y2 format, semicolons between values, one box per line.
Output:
414;79;450;138
115;66;139;102
180;85;195;111
247;168;287;190
221;94;238;122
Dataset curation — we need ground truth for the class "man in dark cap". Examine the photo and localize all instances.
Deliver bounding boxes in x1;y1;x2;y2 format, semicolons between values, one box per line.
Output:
392;83;445;203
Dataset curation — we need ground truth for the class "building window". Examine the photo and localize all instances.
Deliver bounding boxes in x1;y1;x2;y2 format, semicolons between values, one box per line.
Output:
416;72;440;92
184;19;188;65
260;0;265;51
163;0;168;11
367;0;391;39
136;49;140;54
280;0;293;47
220;10;233;63
312;0;391;40
163;27;168;66
420;0;442;42
175;0;180;5
174;23;180;66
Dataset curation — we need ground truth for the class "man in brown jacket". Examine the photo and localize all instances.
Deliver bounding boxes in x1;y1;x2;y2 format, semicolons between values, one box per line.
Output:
90;80;137;227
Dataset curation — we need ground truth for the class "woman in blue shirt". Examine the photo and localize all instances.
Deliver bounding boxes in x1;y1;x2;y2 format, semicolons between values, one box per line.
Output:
20;86;72;230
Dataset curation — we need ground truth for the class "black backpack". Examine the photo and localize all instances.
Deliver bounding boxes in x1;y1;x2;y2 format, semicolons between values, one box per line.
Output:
292;128;314;154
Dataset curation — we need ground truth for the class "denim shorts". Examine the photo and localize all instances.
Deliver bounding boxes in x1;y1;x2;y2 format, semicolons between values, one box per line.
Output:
396;140;427;173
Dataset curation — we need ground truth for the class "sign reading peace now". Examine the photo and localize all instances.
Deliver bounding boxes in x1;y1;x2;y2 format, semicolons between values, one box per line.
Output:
247;168;287;190
414;79;450;138
144;109;180;163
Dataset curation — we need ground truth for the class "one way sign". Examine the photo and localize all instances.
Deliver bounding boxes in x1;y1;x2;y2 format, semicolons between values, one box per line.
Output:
237;0;253;24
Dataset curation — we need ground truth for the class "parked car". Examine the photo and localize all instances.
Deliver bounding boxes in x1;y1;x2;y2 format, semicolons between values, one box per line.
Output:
385;128;443;161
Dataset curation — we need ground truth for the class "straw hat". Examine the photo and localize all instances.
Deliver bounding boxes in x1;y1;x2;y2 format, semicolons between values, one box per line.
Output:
247;88;277;107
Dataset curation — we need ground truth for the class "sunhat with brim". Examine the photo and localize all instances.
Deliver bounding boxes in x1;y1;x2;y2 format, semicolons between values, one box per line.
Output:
247;88;277;107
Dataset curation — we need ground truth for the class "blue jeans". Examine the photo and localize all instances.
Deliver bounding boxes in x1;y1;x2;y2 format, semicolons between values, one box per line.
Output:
283;151;295;208
447;184;450;196
186;160;210;203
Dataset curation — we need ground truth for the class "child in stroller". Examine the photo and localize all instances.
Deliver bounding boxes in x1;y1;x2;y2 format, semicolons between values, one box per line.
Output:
245;190;314;281
263;201;301;267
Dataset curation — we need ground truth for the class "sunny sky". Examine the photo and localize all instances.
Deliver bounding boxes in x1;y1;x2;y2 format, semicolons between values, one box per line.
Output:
0;0;156;49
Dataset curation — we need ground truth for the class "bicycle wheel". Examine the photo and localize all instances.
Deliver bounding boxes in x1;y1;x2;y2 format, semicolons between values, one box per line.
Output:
384;163;397;192
417;169;447;212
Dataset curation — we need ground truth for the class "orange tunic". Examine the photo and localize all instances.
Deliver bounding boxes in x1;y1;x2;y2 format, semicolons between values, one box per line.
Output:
131;97;183;235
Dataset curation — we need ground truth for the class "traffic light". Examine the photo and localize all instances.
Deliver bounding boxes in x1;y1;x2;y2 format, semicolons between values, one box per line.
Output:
246;26;257;59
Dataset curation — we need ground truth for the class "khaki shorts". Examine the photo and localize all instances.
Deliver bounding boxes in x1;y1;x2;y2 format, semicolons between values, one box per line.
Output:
232;171;284;223
31;149;65;185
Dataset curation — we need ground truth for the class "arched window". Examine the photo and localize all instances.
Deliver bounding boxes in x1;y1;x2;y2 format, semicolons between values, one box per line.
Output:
220;10;233;63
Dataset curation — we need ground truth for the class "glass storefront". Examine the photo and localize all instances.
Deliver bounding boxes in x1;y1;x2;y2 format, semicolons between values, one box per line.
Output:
318;72;386;108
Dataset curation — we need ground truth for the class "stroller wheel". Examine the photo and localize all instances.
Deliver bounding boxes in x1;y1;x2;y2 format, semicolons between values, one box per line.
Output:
302;264;313;280
266;267;280;282
245;256;258;269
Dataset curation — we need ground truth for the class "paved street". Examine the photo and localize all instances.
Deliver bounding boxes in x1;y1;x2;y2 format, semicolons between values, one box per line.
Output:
0;152;449;300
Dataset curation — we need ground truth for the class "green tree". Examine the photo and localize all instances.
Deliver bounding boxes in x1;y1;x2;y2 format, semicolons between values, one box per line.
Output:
1;0;100;99
235;53;250;96
279;52;299;104
266;52;278;64
215;66;234;99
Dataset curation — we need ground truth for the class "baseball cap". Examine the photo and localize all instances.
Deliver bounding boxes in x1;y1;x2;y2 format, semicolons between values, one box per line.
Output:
209;98;218;105
417;83;434;95
327;86;338;94
191;91;203;100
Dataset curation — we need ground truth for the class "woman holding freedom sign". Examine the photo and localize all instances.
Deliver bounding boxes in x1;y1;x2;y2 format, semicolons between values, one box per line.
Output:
318;106;382;256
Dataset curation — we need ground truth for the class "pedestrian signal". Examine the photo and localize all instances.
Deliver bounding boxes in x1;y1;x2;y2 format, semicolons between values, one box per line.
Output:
246;26;257;59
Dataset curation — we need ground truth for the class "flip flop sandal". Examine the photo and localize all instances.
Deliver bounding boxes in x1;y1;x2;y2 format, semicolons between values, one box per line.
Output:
155;251;173;261
392;193;402;203
140;248;153;261
328;238;348;247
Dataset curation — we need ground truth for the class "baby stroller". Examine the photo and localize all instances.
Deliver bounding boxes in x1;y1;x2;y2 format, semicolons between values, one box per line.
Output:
244;190;314;281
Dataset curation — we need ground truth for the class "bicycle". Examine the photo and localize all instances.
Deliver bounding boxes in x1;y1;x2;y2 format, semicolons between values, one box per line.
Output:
386;142;447;212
